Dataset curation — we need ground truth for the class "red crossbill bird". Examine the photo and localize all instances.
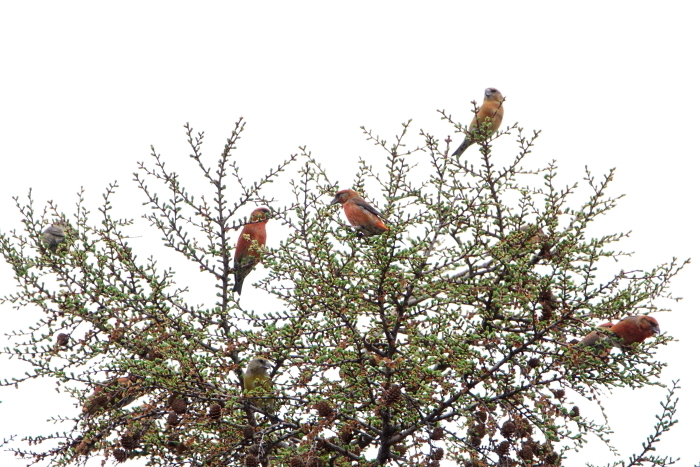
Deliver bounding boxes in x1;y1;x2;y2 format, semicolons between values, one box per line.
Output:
233;207;270;295
42;221;72;253
330;189;388;237
452;87;505;157
82;376;140;417
243;357;275;414
609;315;660;349
579;316;660;354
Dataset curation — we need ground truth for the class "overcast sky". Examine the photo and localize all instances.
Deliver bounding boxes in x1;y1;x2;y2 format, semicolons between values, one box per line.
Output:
1;2;698;466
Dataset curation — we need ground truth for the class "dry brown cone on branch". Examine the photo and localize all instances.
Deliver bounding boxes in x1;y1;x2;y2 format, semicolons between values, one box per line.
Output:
170;396;188;414
495;440;510;456
314;400;334;418
500;421;517;438
430;426;445;440
166;411;180;426
470;423;486;439
431;448;445;460
245;453;258;467
209;403;222;419
538;287;559;321
56;333;70;347
469;435;482;448
551;389;565;400
518;420;533;437
120;433;138;450
113;448;128;463
384;384;402;406
146;348;164;361
518;444;534;461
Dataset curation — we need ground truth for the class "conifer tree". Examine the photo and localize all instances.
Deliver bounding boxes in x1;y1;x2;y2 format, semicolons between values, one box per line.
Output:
0;116;684;466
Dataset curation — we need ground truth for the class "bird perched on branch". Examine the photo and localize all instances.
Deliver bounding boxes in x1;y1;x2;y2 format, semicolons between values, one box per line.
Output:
42;221;72;253
609;315;660;349
492;224;546;260
578;322;615;356
243;357;275;414
233;207;270;295
330;189;388;237
452;87;505;158
82;376;140;417
579;316;660;355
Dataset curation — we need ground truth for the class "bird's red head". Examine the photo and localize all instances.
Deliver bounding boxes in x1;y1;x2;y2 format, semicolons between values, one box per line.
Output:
250;207;271;223
330;189;360;206
640;316;660;336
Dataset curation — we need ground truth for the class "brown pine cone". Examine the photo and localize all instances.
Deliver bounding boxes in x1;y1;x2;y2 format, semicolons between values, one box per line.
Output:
314;400;334;418
56;333;70;347
113;448;127;463
495;440;510;456
501;421;517;438
120;433;138;450
384;384;402;406
209;403;222;419
430;426;445;440
170;397;188;414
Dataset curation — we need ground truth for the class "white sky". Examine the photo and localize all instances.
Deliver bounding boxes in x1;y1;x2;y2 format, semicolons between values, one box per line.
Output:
1;2;698;466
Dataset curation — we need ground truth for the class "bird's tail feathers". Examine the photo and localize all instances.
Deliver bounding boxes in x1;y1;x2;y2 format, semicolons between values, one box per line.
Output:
452;137;472;158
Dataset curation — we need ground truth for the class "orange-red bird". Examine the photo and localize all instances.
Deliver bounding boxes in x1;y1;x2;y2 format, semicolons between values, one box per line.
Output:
233;207;270;295
452;87;505;157
609;315;660;349
330;189;388;237
579;316;660;354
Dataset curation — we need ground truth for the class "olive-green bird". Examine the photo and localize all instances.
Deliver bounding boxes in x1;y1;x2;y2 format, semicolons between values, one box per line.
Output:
243;357;275;414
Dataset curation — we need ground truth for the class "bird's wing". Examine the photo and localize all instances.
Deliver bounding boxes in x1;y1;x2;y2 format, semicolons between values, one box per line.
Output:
355;199;385;219
45;226;66;238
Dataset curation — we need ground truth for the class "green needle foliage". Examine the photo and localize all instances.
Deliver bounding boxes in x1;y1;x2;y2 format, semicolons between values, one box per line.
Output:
0;115;685;467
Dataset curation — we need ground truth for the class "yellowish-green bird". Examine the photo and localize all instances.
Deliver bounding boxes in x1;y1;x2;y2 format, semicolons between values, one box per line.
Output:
243;357;275;414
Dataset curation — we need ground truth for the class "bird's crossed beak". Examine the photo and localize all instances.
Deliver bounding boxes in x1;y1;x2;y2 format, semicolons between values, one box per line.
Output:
330;195;340;206
651;323;661;335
